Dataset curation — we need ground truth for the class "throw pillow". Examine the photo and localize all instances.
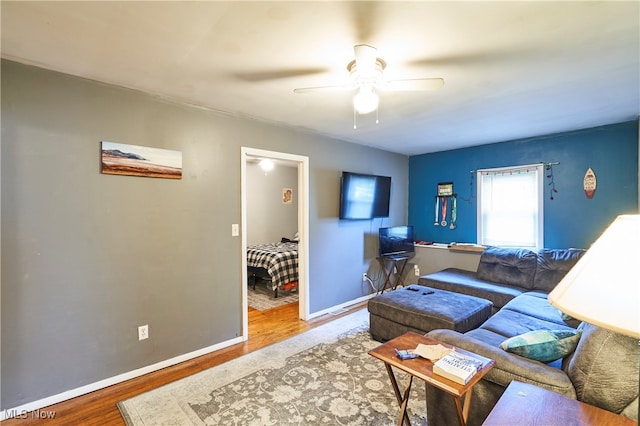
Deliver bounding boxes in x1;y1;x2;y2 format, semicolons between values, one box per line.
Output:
561;312;574;322
500;329;582;362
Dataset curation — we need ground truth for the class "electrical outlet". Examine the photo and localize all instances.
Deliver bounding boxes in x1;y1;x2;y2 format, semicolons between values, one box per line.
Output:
138;324;149;341
414;265;420;276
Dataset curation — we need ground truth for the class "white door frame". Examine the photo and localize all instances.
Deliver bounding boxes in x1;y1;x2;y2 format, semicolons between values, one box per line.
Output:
240;147;310;339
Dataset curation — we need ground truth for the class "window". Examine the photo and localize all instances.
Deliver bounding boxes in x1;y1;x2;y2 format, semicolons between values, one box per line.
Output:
477;164;544;249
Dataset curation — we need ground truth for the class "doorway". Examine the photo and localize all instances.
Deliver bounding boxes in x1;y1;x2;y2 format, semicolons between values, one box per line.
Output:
240;147;309;340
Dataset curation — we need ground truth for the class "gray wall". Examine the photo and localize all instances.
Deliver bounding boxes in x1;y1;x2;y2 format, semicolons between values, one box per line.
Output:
362;245;483;289
247;162;298;246
405;245;483;285
0;60;408;409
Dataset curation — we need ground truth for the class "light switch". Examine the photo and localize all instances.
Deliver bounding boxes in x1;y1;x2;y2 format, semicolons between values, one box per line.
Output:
231;224;239;236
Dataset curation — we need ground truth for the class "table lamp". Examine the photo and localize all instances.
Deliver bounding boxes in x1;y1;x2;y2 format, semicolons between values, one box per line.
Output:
548;214;640;339
549;214;639;420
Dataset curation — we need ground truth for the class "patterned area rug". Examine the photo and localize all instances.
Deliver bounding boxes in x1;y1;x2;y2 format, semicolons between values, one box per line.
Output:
118;309;427;425
248;281;298;311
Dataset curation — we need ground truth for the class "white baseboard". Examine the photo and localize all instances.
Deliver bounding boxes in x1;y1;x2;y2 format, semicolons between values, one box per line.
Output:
307;293;375;320
0;335;244;421
3;294;376;420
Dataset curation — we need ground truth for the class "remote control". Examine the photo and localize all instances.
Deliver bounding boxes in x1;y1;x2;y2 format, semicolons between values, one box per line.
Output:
395;348;419;360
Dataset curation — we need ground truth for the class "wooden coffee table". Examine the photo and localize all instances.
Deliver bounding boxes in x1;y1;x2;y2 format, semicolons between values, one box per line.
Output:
368;331;494;426
483;380;636;425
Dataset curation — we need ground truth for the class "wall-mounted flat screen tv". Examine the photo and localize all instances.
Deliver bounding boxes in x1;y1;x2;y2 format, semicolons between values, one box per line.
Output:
339;171;391;220
379;225;415;257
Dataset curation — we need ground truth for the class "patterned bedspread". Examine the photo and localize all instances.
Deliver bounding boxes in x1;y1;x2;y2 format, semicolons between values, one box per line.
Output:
247;242;298;290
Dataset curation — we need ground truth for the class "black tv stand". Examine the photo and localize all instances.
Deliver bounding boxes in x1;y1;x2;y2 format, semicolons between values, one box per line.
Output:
376;255;410;294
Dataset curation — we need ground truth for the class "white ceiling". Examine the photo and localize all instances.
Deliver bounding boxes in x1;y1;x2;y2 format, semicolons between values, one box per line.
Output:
2;1;638;156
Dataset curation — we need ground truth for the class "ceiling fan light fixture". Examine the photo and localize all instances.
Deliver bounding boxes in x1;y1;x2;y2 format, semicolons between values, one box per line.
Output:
353;86;379;114
348;58;385;85
293;44;444;125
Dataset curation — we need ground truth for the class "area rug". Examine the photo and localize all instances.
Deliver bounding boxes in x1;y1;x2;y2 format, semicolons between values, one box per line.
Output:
248;281;299;311
118;309;427;425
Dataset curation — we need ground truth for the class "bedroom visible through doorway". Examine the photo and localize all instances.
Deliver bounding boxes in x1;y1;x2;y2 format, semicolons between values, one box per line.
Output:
240;147;309;341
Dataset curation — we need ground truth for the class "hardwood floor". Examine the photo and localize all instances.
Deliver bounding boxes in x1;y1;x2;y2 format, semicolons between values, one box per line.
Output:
2;301;367;425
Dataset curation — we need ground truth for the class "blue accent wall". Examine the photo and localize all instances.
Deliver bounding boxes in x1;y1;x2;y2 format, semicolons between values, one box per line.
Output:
409;120;639;249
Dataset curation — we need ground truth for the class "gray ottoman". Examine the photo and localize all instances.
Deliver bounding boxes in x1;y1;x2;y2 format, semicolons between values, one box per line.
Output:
368;284;493;342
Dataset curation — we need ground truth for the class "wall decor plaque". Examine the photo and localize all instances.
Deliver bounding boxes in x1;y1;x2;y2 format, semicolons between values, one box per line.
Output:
437;182;454;196
583;168;596;199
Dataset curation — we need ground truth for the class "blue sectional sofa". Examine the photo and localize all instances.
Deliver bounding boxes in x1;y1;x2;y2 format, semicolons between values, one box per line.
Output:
418;246;585;314
414;246;639;425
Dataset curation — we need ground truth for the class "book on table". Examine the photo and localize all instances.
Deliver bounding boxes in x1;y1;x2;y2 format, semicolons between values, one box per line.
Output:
433;350;484;385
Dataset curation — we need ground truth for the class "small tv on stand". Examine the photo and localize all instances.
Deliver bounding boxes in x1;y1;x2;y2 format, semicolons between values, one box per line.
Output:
378;226;415;258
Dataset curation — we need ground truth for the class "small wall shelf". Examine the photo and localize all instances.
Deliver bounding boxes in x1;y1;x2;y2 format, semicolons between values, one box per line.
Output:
447;243;486;253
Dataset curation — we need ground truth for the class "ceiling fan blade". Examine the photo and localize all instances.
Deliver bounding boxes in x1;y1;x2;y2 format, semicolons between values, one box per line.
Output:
380;78;444;91
233;67;329;82
408;54;488;68
354;44;377;75
408;45;536;68
293;85;356;94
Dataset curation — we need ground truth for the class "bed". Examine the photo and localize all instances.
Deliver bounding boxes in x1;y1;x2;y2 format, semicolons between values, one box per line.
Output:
246;241;299;298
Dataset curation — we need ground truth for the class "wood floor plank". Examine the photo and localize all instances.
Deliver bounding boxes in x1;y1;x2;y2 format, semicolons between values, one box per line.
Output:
2;301;367;425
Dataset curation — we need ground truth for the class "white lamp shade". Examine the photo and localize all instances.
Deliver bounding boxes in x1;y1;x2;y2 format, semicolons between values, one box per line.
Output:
548;215;640;339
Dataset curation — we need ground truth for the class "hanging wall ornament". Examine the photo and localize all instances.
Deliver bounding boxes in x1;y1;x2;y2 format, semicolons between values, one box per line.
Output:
462;171;475;205
441;196;448;226
434;196;440;226
449;196;457;229
583;168;596;199
545;163;558;200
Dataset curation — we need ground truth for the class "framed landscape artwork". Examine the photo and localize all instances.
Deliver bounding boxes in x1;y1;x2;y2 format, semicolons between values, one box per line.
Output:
101;141;182;179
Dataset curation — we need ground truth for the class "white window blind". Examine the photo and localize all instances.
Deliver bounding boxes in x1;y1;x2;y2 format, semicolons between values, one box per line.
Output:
477;164;544;249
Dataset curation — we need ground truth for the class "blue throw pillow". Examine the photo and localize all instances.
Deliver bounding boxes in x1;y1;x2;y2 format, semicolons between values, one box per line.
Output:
561;312;574;322
499;329;582;362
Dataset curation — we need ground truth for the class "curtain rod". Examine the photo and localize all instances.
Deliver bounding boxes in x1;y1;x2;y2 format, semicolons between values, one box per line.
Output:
469;161;559;173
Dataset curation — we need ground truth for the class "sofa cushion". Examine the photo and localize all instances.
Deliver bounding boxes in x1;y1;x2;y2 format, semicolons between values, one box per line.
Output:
501;292;581;328
427;328;577;396
566;323;640;417
465;327;511;348
533;248;586;292
418;268;523;310
480;308;577;339
476;247;538;290
499;329;582;362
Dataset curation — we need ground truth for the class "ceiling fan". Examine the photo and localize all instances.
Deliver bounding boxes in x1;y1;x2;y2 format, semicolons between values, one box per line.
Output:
293;44;444;116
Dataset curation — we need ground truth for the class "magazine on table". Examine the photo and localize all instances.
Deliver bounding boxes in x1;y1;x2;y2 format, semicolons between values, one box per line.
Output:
413;343;452;360
433;350;484;385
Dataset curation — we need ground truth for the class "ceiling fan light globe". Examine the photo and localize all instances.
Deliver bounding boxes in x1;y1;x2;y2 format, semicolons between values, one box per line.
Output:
259;158;274;171
353;88;379;114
